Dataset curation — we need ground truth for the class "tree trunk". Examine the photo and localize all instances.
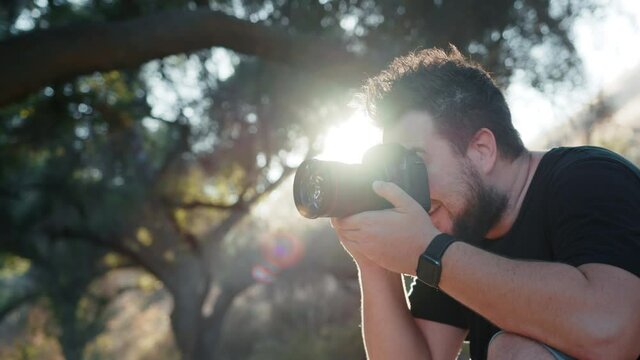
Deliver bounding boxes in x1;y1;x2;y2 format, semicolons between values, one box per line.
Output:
193;287;245;359
166;258;210;359
57;298;86;360
170;294;205;359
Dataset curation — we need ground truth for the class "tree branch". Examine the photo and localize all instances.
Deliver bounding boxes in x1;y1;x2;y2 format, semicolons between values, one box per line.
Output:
0;288;41;324
46;226;168;285
0;8;373;107
172;199;247;211
243;165;295;207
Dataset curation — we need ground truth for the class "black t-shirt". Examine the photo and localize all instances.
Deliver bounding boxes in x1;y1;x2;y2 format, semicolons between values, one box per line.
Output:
408;146;640;360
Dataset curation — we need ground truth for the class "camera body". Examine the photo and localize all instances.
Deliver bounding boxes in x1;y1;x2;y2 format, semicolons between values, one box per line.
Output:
293;143;430;218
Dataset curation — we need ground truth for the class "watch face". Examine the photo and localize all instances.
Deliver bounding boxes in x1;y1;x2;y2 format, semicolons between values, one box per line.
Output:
417;254;442;288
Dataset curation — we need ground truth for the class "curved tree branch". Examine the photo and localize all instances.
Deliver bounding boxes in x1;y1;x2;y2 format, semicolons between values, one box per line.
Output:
0;8;375;107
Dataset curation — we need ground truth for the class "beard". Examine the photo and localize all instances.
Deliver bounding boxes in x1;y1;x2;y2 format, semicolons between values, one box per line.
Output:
451;163;508;244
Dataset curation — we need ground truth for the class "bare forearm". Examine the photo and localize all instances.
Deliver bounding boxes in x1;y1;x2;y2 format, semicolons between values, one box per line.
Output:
439;242;640;359
358;265;431;360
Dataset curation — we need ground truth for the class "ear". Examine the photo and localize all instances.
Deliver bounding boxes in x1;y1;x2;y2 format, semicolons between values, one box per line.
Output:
466;128;497;174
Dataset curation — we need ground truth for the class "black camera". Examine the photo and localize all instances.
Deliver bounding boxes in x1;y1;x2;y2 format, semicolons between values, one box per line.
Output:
293;143;430;218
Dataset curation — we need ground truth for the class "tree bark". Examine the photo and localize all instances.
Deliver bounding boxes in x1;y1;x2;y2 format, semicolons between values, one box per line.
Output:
193;286;246;359
58;303;84;360
166;256;210;359
0;8;376;107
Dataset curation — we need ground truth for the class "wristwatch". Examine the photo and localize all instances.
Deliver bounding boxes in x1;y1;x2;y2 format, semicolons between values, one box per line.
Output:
416;233;457;289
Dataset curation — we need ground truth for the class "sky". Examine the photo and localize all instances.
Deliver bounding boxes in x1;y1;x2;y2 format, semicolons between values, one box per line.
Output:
509;0;640;145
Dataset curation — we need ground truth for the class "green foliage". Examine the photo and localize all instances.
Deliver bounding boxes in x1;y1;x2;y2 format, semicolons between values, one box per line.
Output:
0;255;30;279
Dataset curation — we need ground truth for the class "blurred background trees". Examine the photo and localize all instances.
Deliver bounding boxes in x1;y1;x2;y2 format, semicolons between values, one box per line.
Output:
0;0;626;359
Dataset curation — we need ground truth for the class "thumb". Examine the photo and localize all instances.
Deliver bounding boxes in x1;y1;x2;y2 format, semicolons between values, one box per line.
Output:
372;181;415;210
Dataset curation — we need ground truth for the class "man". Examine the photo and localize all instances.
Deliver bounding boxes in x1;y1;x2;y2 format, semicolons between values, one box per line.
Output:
331;46;640;359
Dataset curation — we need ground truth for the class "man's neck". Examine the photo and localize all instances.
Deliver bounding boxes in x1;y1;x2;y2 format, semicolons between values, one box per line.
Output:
485;150;544;239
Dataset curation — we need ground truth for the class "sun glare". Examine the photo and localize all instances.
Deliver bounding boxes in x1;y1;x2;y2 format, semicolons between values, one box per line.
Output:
317;110;382;164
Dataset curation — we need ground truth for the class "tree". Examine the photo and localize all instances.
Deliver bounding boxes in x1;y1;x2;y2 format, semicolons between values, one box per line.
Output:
0;0;598;358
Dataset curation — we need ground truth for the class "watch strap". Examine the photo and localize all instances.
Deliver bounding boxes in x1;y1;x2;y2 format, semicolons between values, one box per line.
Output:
416;233;457;288
425;233;457;260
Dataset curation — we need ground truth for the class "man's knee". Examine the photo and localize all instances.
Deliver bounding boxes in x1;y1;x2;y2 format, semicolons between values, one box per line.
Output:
487;332;554;360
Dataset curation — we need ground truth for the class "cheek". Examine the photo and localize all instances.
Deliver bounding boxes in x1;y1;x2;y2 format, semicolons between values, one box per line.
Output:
427;174;446;202
427;162;458;200
433;170;470;211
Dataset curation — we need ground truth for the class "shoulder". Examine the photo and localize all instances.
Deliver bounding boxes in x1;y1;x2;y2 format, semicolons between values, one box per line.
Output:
544;146;638;172
539;147;640;276
540;146;640;197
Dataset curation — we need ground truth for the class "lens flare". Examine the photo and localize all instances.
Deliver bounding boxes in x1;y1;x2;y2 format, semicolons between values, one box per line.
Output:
251;232;305;284
260;232;304;270
251;264;277;284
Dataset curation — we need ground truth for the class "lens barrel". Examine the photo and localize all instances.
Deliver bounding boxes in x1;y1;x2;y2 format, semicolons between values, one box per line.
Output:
293;144;430;218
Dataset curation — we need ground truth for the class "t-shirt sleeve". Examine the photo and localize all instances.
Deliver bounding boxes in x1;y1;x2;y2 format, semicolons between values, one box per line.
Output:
407;277;471;329
548;158;640;277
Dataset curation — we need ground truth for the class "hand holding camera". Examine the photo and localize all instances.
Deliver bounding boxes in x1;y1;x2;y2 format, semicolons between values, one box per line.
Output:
332;180;440;275
293;144;440;275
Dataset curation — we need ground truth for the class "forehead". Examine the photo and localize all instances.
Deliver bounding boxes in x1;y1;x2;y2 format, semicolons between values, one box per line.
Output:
382;110;441;150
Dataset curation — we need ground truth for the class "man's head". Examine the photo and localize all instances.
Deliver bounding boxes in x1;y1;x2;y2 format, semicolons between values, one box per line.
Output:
362;45;524;161
362;46;523;241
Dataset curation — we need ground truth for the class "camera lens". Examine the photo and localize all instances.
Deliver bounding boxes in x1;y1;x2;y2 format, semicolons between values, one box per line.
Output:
294;158;387;219
293;144;430;219
294;160;333;219
302;172;327;215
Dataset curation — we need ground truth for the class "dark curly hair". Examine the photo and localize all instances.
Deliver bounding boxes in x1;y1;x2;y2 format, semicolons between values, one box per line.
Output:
362;45;525;160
